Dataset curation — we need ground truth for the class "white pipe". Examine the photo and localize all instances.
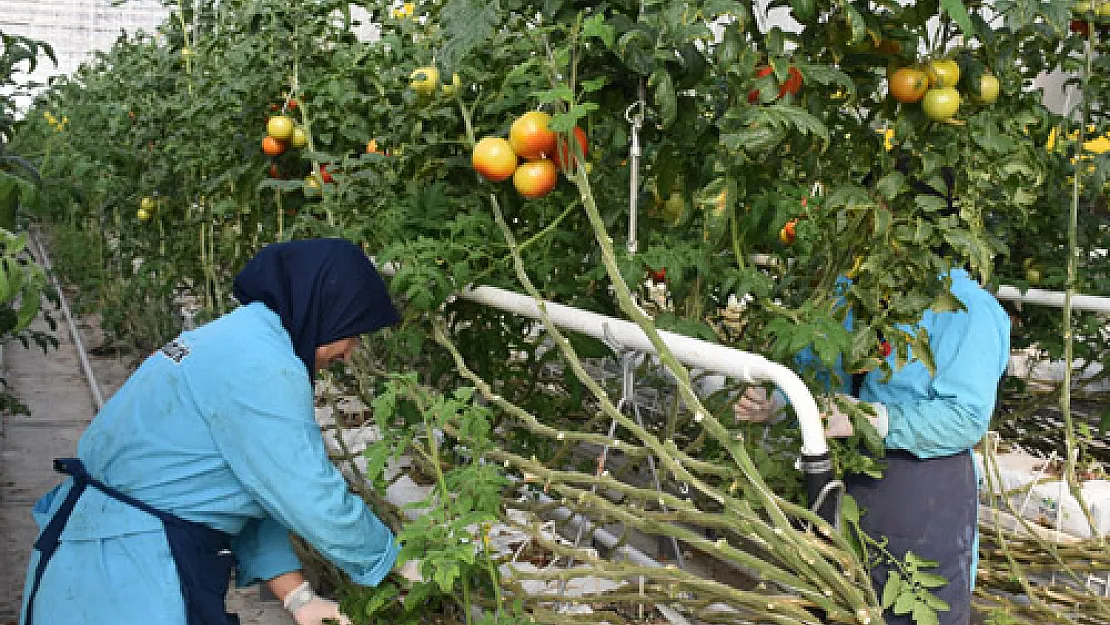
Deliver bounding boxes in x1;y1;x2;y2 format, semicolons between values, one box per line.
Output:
994;285;1110;313
452;283;828;457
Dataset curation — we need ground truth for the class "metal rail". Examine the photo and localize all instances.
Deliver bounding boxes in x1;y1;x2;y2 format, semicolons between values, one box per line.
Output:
28;229;105;411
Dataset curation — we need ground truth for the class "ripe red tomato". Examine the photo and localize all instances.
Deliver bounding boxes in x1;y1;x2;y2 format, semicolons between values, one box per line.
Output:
287;98;298;110
889;67;928;104
472;137;518;182
513;159;558;199
262;136;286;156
648;267;667;283
319;165;334;183
509;111;557;160
779;219;797;245
778;66;803;97
878;339;892;358
268;164;281;178
553;126;588;172
749;66;802;103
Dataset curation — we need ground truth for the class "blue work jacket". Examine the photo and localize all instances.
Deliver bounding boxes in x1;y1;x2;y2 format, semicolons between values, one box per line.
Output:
21;302;398;625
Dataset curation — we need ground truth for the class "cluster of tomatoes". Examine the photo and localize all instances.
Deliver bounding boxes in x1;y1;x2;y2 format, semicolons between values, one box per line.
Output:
261;102;340;193
471;111;587;200
261;101;307;157
137;195;157;222
887;59;999;122
410;66;462;99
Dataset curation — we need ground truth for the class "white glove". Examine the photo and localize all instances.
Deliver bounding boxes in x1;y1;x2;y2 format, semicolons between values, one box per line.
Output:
396;559;424;583
820;395;889;439
283;581;352;625
732;386;784;423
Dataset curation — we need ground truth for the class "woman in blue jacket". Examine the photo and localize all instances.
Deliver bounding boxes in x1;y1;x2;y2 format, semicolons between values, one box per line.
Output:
735;268;1011;625
20;238;402;625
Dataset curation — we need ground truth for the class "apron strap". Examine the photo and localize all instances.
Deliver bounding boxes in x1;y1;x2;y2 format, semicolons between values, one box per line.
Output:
24;475;90;625
24;458;237;625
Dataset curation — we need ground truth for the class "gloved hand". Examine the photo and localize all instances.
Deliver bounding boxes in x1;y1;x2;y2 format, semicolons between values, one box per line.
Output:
283;581;352;625
396;559;425;584
820;394;889;439
732;386;784;423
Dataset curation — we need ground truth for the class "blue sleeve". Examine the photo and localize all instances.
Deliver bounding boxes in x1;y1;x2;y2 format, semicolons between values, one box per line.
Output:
865;287;1010;458
197;357;399;587
232;517;302;587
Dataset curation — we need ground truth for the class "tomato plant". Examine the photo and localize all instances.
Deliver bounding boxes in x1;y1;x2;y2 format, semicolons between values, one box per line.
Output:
9;2;1109;624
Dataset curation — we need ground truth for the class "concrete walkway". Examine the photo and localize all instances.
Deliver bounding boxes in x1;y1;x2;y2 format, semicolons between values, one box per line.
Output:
0;278;291;624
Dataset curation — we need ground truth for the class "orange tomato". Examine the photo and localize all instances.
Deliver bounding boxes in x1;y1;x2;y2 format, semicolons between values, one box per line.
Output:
509;111;557;160
472;137;518;182
262;136;286;156
779;219;797;245
889;67;928;104
552;126;588;172
512;159;558;199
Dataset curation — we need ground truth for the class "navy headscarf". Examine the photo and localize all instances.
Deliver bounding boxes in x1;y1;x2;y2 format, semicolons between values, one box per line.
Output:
232;238;399;378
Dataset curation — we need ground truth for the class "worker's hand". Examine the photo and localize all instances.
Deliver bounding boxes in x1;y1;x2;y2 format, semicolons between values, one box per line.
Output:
732;386;783;423
396;559;424;584
283;582;352;625
292;599;351;625
820;395;888;439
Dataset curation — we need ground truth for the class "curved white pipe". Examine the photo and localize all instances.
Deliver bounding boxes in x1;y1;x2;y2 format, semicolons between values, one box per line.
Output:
453;283;828;457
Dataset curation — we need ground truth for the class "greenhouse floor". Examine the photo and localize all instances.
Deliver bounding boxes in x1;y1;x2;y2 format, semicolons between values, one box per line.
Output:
0;294;293;625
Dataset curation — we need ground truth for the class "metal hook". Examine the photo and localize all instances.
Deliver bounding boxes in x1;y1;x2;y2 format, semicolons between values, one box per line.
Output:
626;92;647;255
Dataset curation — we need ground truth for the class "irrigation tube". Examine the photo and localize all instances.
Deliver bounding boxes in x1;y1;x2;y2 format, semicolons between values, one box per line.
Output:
29;230;105;411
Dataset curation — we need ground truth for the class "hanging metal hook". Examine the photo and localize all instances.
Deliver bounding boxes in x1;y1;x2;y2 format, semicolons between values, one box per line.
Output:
625;83;647;255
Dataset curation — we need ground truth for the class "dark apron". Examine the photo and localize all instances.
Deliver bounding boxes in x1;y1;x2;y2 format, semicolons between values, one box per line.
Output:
846;449;976;625
23;458;239;625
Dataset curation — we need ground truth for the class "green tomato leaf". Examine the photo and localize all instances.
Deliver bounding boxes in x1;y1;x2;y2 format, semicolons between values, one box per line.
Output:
939;0;977;39
881;571;904;608
912;601;942;625
914;571;950;589
922;588;950;611
649;69;678;128
617;29;655;75
893;592;917;616
582;13;616;48
877;171;906;200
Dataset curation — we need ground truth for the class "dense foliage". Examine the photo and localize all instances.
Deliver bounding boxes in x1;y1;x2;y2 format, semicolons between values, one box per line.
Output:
7;1;1110;624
